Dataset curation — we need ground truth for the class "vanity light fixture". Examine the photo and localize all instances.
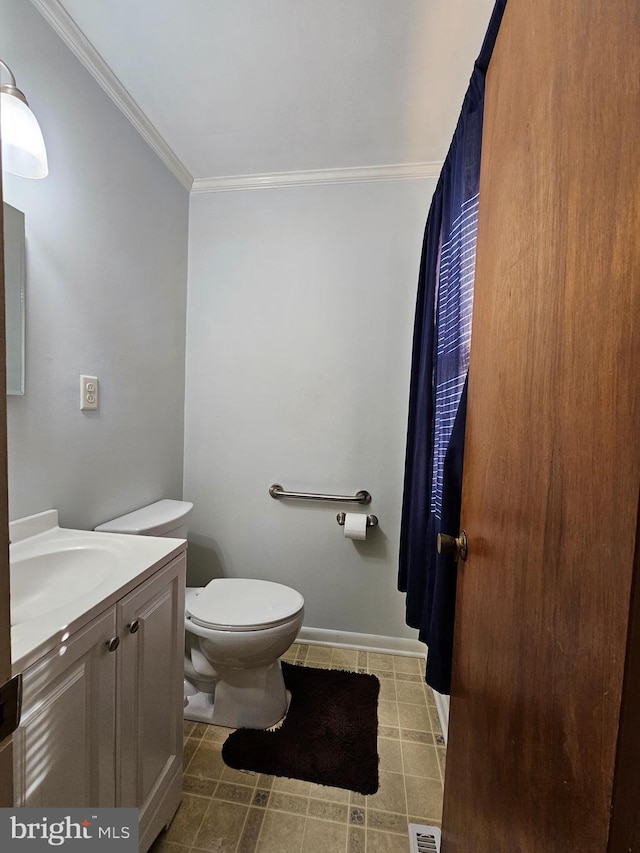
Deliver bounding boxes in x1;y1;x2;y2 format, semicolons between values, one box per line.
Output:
0;59;48;179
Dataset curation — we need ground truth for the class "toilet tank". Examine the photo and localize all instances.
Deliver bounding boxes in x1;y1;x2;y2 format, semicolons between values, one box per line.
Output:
95;499;194;539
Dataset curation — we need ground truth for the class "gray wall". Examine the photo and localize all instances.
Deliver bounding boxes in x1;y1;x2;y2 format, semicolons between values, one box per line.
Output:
3;0;436;642
1;0;189;529
184;180;435;639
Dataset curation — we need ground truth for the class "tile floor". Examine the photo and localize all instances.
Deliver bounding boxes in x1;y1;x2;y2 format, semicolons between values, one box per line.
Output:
150;642;445;853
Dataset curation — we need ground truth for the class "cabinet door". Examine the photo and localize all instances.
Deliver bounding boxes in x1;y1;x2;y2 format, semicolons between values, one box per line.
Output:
14;608;117;807
117;555;185;830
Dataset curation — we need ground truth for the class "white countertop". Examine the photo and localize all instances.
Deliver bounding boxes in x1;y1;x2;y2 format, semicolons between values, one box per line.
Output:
10;510;187;673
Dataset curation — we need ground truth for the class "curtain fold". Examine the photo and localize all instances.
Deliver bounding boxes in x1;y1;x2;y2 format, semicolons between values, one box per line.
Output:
398;0;507;695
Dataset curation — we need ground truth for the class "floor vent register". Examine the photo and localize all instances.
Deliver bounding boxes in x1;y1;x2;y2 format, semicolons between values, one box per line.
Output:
409;823;441;853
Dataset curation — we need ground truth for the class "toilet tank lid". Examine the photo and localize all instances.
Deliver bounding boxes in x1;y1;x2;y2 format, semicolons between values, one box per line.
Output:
94;499;194;536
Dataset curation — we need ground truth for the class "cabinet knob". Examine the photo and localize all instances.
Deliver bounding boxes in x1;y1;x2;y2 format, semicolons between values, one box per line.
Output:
128;620;140;634
106;636;120;652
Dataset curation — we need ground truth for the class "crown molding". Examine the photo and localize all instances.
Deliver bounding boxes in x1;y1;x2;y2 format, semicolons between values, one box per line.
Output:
29;0;442;196
191;161;443;194
29;0;194;191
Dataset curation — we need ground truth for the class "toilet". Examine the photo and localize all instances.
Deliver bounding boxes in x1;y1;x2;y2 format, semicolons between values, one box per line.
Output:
184;579;304;728
95;499;305;730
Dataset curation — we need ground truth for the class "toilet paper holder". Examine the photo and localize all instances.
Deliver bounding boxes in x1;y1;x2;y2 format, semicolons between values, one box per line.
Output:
336;512;378;528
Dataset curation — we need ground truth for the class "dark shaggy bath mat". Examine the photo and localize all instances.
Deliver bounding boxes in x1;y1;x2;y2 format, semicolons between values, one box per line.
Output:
221;662;380;794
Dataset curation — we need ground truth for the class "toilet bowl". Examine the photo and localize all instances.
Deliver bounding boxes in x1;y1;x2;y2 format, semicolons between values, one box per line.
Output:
184;578;304;728
95;499;304;730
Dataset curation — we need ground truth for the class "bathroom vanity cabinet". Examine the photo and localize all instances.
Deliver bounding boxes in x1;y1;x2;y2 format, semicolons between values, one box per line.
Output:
13;552;186;852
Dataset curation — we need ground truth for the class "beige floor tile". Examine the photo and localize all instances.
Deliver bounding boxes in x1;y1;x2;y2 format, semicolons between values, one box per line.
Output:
293;643;310;662
164;794;209;846
367;809;408;835
378;725;400;740
258;811;306;853
305;646;333;664
404;776;443;822
215;781;255;805
307;799;348;823
395;680;428;706
401;742;441;781
148;836;189;853
193;800;248;852
302;817;348;852
392;656;422;675
183;738;199;772
178;640;446;853
378;738;403;774
269;791;308;815
397;702;430;732
202;723;233;743
347;826;366;853
368;653;394;671
370;668;395;681
378;699;400;727
183;775;216;798
365;771;407;814
308;782;350;803
428;705;443;735
251;788;271;808
408;816;442;829
400;729;433;745
273;776;311;797
331;648;358;668
394;672;422;684
190;722;210;740
187;741;226;780
377;678;397;702
220;764;260;786
366;828;410;852
237;807;265;853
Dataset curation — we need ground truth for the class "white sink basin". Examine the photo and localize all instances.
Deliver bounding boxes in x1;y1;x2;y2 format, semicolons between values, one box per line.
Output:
11;546;116;626
9;509;187;672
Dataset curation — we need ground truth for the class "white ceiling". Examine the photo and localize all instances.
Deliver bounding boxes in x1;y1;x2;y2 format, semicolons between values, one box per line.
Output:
38;0;495;187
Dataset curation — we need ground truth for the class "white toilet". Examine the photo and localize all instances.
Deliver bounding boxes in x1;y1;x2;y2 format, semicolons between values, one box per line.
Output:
184;579;304;728
95;499;305;730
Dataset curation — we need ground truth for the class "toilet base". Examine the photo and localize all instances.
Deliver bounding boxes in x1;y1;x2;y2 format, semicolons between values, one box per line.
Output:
184;688;216;724
184;660;289;729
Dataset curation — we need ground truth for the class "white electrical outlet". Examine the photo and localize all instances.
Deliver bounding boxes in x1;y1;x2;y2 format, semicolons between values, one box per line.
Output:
80;375;99;411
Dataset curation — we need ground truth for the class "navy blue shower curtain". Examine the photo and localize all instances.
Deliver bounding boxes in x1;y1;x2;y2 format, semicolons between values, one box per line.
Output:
398;0;507;695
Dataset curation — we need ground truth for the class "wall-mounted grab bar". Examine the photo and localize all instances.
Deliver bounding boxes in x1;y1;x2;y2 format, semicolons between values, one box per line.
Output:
269;484;372;504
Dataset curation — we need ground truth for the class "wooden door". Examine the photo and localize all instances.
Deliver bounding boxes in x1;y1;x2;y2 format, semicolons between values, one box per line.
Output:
441;1;640;851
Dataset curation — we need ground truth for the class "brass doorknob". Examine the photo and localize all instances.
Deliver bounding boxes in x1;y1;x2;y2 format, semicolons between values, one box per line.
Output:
437;531;468;562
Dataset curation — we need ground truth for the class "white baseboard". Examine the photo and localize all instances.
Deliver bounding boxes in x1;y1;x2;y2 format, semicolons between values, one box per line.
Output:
432;689;450;744
297;626;425;658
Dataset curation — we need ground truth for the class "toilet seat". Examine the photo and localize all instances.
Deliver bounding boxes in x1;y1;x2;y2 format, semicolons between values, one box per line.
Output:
186;578;304;632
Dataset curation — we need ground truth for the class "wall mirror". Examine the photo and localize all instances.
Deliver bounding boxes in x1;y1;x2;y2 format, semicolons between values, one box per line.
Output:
3;202;26;395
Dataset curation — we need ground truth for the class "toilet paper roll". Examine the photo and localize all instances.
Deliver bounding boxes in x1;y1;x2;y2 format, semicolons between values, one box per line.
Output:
343;512;368;541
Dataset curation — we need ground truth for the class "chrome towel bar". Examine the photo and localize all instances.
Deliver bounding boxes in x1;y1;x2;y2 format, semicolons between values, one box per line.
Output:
269;484;372;505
